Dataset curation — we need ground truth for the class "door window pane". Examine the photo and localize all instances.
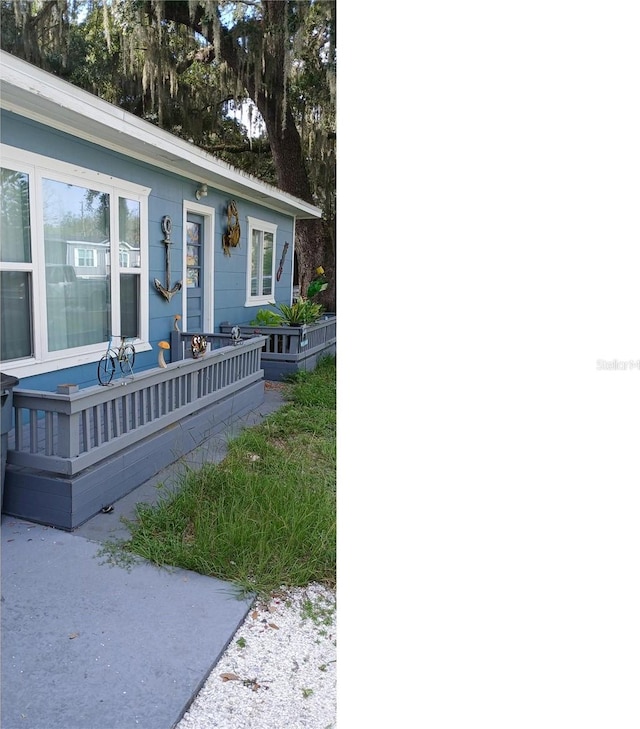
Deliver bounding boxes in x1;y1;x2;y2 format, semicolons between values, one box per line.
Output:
43;179;110;351
0;271;32;360
186;221;201;289
0;168;31;263
186;266;199;288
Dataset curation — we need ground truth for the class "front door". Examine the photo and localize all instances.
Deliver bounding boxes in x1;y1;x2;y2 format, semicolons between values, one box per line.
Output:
186;212;204;331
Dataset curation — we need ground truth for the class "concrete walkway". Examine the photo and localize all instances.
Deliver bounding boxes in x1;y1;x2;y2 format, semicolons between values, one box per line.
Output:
1;383;288;729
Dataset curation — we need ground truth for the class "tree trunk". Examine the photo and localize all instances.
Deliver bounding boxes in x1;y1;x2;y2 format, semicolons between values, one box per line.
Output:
253;92;331;307
296;218;336;312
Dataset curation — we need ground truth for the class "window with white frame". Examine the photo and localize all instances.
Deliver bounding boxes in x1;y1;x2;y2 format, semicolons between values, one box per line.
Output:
0;146;149;366
246;216;276;305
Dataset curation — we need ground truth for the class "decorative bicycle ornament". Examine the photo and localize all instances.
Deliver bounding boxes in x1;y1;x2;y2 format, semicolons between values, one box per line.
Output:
97;335;136;385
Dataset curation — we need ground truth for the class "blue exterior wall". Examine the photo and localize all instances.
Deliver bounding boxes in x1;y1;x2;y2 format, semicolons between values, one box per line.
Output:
1;110;296;392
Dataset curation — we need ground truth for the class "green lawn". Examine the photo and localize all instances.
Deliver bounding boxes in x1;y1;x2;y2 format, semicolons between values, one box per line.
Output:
117;356;336;596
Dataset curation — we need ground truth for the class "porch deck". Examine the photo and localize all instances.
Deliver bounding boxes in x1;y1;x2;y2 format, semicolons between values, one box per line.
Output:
3;336;267;530
218;314;336;381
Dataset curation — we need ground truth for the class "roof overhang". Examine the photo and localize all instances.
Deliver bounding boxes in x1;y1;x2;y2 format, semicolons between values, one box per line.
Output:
0;50;322;220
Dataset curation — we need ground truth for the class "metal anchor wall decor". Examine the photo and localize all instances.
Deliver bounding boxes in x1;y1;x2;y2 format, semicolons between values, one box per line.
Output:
154;215;183;302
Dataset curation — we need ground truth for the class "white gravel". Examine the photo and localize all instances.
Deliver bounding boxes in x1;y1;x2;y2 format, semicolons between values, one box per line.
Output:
176;582;337;729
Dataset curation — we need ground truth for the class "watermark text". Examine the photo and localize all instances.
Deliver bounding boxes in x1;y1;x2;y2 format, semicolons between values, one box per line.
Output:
596;359;640;371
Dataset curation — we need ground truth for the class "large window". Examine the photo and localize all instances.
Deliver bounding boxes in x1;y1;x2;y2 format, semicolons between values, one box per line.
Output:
0;146;149;371
246;216;277;305
0;168;33;361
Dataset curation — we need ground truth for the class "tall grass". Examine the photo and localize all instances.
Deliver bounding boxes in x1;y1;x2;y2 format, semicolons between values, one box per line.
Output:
121;356;336;596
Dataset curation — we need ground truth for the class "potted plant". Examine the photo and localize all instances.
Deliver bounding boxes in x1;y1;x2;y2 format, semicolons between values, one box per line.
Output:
275;298;323;326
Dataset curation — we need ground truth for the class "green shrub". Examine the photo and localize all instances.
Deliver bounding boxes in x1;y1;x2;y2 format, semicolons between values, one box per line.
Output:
250;309;284;327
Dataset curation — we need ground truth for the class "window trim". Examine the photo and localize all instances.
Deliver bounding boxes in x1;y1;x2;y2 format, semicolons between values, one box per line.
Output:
245;215;277;307
0;144;151;378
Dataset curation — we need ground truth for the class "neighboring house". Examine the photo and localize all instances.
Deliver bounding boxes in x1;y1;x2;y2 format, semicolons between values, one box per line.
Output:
0;50;323;529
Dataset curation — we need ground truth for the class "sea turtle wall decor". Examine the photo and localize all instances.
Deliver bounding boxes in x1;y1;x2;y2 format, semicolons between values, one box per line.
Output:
222;200;241;256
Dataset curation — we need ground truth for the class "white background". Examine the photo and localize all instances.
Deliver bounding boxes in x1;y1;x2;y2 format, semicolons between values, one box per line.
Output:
338;3;640;727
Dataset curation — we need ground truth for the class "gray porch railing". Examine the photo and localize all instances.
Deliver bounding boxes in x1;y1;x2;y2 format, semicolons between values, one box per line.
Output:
219;315;336;380
168;331;236;362
7;336;266;477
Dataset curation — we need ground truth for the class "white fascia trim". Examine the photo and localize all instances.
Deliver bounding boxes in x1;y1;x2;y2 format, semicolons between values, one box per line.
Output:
0;51;323;221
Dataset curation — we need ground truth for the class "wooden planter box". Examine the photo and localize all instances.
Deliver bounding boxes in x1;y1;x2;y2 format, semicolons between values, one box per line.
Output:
219;314;336;381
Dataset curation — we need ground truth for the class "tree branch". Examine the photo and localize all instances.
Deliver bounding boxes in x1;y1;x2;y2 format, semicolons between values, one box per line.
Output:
175;45;217;74
28;0;59;27
156;1;242;82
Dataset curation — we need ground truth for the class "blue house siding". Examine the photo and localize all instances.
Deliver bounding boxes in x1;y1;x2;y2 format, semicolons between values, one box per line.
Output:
1;110;296;392
214;203;295;327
